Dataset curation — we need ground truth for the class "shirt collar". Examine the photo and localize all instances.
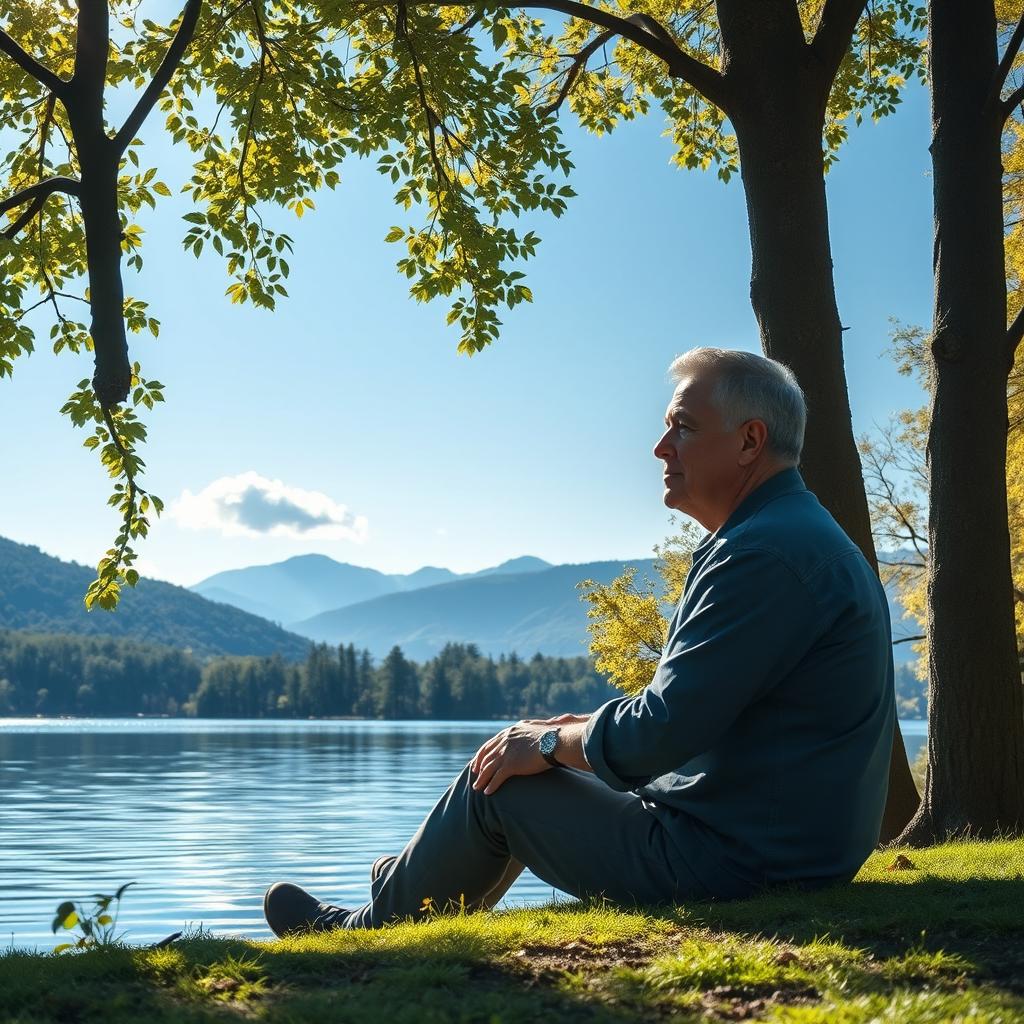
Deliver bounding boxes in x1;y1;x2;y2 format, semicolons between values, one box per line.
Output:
691;466;807;560
717;466;807;536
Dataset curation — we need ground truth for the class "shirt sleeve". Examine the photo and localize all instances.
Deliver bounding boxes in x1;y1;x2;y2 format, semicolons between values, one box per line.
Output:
582;544;823;792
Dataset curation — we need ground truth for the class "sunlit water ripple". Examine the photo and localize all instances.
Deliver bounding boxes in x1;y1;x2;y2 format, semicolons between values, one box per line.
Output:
0;718;927;951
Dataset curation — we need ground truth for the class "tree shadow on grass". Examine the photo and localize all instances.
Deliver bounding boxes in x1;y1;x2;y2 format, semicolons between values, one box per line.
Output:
672;874;1024;992
0;928;640;1024
4;867;1023;1023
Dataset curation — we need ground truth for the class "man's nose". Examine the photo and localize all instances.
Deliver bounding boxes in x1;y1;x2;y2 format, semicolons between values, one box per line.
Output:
653;429;673;461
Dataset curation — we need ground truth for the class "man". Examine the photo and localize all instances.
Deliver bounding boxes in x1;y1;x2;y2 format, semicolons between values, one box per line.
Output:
264;347;895;935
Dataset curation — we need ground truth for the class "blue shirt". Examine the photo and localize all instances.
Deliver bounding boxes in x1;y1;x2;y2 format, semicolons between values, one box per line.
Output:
583;468;895;896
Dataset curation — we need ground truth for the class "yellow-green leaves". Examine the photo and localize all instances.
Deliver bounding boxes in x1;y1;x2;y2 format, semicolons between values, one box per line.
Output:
0;1;929;609
58;365;164;611
578;522;702;695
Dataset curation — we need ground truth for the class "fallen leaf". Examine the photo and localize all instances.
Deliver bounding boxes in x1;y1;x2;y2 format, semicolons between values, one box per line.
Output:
887;854;918;871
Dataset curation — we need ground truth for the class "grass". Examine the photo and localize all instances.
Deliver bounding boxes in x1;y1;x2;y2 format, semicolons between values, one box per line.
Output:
2;839;1023;1023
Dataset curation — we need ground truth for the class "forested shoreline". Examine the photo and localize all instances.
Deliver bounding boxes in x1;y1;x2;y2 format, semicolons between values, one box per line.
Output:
0;629;624;719
0;628;928;720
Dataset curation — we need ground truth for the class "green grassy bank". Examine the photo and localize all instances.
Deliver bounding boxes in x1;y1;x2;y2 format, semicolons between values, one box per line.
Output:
3;840;1022;1023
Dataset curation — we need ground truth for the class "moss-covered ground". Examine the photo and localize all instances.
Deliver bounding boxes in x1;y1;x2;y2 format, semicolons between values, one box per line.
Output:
3;839;1022;1023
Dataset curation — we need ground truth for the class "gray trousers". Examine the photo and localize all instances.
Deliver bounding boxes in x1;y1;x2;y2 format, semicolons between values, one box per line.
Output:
344;762;710;929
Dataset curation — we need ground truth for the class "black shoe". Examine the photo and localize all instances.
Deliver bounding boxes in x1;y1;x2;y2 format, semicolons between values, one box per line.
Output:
371;855;396;884
263;882;350;938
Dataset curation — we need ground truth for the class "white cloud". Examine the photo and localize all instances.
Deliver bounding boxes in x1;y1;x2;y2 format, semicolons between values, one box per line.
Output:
171;472;368;542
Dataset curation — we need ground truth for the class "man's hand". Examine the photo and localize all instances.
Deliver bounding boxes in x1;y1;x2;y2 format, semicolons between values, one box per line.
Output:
470;717;594;794
471;721;551;795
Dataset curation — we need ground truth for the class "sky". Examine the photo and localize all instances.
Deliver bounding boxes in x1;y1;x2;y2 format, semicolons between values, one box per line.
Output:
0;69;934;588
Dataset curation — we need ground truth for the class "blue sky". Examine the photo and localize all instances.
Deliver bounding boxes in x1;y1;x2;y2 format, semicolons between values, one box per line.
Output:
0;77;933;587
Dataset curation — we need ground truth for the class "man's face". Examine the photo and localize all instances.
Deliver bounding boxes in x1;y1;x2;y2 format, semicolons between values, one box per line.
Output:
654;372;745;525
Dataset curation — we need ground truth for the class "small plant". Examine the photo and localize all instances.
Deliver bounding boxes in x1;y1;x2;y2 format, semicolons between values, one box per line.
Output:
51;882;135;953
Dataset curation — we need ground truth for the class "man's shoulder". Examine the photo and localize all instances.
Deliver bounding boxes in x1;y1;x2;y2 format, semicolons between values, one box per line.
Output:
717;489;865;589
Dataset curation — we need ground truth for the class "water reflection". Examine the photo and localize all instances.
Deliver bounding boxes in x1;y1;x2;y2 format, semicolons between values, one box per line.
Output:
0;718;927;950
0;720;557;949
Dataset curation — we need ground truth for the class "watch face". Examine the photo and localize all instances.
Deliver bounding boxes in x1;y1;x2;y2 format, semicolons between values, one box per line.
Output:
540;730;558;756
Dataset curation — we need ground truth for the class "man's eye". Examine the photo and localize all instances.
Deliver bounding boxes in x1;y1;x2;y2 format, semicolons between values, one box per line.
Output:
676;423;692;434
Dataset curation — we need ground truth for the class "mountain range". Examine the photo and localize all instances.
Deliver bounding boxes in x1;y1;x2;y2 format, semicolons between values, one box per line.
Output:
0;534;919;667
191;553;553;625
0;536;310;659
191;553;655;661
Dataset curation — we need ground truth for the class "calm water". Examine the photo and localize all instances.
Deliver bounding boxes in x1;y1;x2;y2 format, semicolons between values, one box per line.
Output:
0;718;928;951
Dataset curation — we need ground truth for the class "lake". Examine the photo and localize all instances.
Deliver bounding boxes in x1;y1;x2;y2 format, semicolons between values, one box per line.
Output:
0;718;927;951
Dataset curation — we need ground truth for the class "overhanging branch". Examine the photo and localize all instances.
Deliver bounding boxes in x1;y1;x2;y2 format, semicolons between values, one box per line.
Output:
810;0;869;85
0;24;68;96
421;1;731;114
539;12;680;118
113;0;204;153
0;176;81;217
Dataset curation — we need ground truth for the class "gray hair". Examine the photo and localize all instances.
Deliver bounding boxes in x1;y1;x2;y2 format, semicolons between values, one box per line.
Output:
668;348;807;463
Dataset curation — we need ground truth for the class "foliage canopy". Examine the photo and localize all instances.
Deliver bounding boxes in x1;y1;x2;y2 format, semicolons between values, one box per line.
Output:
1;1;924;606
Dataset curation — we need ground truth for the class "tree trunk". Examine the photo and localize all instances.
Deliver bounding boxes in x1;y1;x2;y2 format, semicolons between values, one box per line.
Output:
722;7;920;843
66;0;131;408
898;0;1024;845
79;158;131;408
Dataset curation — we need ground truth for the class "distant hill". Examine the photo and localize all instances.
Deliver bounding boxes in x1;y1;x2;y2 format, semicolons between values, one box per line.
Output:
292;560;658;660
0;536;310;659
191;553;553;626
287;551;920;667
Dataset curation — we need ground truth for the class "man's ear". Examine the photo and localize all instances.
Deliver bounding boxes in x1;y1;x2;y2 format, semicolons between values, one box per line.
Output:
737;419;769;465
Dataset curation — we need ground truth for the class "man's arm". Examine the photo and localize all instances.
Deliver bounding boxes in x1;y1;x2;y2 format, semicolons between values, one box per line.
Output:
583;546;822;792
471;546;820;796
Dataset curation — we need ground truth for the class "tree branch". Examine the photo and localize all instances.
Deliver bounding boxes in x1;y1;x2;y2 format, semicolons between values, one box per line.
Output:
452;9;484;35
990;13;1024;106
1008;304;1024;371
810;0;869;85
892;634;925;646
1004;85;1024;130
539;13;678;118
113;0;203;153
396;1;452;191
420;1;731;114
0;24;68;96
1;195;46;240
531;1;729;111
539;27;614;117
0;176;81;217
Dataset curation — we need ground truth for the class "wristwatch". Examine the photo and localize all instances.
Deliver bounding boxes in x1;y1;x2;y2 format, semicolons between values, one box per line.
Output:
539;727;562;768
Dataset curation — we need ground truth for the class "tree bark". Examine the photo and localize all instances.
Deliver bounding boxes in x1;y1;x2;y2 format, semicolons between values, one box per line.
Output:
79;158;131;408
64;0;131;408
898;0;1024;844
719;0;920;842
